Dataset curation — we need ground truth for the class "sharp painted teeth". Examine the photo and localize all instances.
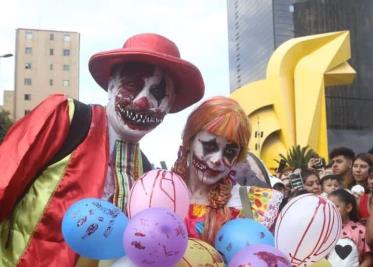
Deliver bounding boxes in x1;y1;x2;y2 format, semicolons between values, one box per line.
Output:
193;159;207;171
119;108;164;125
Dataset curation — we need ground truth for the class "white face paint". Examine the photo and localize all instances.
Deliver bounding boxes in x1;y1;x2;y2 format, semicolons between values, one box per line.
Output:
106;63;175;142
189;130;241;185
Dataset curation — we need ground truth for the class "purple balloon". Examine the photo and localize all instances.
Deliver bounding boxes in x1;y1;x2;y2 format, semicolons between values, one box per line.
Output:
123;208;188;267
229;244;291;267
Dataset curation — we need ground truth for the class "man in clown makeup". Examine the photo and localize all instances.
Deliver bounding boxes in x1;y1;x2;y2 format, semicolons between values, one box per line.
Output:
173;96;283;245
0;33;204;267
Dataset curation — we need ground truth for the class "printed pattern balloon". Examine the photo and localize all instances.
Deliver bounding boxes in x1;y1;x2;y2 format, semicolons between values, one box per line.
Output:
123;207;188;267
275;194;342;266
308;259;332;267
62;198;128;259
175;238;224;266
229;244;291;267
215;218;275;263
327;238;359;267
127;169;190;219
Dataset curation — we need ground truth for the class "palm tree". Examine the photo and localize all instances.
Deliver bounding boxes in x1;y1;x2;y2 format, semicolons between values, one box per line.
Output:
277;145;315;169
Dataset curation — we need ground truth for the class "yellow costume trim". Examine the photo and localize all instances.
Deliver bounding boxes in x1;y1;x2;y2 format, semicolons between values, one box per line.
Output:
0;99;74;267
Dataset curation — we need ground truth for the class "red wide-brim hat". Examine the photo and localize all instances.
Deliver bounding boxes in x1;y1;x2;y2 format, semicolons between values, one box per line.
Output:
89;33;205;113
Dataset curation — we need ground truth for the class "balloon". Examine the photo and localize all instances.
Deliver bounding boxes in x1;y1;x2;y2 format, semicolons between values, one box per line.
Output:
123;208;188;267
327;238;359;267
229;244;291;267
108;256;136;267
127;169;190;220
308;259;332;267
175;238;224;267
275;194;341;266
62;198;128;259
214;218;274;263
98;260;115;267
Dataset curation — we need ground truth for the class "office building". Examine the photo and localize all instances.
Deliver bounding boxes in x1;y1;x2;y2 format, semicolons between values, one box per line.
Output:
227;0;293;90
14;28;80;120
227;0;373;153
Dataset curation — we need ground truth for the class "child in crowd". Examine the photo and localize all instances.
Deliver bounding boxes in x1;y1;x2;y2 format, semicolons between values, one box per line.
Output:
278;167;293;190
320;174;342;197
328;189;372;266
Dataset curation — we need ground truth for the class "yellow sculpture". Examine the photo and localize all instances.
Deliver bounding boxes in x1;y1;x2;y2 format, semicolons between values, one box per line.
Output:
231;31;356;171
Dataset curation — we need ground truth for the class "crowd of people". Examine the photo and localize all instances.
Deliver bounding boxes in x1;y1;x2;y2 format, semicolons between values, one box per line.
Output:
0;31;371;266
270;146;373;266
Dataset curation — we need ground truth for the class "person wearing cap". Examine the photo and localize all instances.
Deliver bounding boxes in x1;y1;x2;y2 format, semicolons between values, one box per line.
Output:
0;33;204;267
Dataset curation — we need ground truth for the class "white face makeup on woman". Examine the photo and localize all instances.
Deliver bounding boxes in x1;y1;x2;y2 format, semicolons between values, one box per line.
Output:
189;130;241;185
106;63;175;142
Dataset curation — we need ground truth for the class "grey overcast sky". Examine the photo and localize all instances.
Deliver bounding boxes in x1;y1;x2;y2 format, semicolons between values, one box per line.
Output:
0;0;230;168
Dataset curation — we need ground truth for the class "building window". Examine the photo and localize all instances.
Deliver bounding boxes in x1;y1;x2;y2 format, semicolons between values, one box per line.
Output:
25;63;32;70
63;80;70;87
50;33;54;40
50;64;53;70
50;49;54;55
63;64;70;71
24;110;31;115
25;31;32;40
24;94;31;100
49;79;53;86
64;34;71;42
25;47;32;54
63;49;70;56
289;5;294;13
24;78;32;85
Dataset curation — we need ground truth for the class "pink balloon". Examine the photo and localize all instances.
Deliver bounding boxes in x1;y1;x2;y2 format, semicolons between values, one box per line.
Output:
127;169;190;219
275;194;342;267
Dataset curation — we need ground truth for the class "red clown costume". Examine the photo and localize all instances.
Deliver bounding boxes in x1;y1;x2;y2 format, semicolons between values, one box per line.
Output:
0;33;204;267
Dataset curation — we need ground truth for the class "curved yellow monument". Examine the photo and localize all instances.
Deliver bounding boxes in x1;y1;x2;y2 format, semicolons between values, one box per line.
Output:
231;31;356;171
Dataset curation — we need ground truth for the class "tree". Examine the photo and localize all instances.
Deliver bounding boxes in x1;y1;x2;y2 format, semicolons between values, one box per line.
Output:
0;110;13;142
277;145;315;169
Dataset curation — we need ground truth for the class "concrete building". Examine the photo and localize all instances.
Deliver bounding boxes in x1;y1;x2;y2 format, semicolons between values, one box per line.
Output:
14;28;80;120
227;0;373;154
0;90;15;120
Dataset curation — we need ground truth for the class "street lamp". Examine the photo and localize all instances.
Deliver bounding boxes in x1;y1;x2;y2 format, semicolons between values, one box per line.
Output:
0;53;13;58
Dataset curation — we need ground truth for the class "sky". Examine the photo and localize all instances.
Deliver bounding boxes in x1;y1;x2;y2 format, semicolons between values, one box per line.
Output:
0;0;230;168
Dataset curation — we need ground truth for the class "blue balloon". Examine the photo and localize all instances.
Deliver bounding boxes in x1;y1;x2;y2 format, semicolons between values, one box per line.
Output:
62;198;128;259
214;218;274;263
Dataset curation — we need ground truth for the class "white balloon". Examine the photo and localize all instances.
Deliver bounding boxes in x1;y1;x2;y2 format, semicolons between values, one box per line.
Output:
109;256;136;267
328;238;359;267
275;194;342;267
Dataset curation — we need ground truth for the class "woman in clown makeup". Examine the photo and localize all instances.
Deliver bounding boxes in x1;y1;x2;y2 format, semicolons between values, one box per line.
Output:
173;96;283;244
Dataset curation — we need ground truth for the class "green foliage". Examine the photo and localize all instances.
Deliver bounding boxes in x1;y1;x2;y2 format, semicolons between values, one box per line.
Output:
277;145;315;169
0;110;13;142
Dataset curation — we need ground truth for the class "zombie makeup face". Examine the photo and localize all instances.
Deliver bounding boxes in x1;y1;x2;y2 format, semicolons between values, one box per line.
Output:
106;62;175;142
189;130;241;185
